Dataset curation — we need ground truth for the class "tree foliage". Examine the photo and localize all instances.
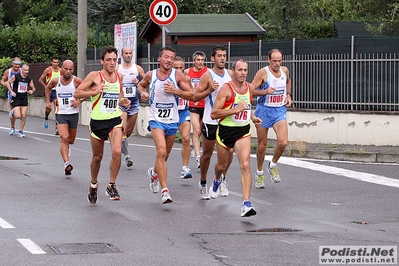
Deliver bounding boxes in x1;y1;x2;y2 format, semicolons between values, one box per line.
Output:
0;0;398;62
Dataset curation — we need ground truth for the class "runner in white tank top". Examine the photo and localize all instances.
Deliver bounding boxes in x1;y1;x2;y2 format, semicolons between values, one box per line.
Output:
137;46;193;204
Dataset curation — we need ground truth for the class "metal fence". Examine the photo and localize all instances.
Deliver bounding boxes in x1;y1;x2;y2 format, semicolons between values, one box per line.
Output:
86;37;399;113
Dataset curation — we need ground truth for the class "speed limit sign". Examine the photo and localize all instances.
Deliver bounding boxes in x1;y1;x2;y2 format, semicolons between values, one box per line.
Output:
149;0;178;26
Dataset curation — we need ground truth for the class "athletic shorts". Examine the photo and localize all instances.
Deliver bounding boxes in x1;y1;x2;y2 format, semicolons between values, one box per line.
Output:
10;96;28;108
50;90;57;102
119;98;139;116
217;124;251;149
178;109;190;126
8;91;12;100
148;120;178;136
55;113;79;129
189;107;204;120
201;123;218;141
90;116;122;141
254;105;287;128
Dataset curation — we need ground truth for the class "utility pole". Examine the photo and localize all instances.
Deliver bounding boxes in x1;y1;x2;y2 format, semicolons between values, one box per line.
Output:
77;0;87;79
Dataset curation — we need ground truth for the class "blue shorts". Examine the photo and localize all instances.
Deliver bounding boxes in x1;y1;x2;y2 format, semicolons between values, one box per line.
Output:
254;105;287;128
178;109;190;126
119;98;139;116
148;120;178;136
50;90;57;102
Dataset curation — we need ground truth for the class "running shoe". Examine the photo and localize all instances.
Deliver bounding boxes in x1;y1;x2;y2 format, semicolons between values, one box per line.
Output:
255;172;265;189
148;167;160;193
190;141;195;158
125;155;133;167
88;183;98;204
209;177;222;199
9;128;15;136
64;163;73;175
241;201;257;217
105;184;120;200
9;109;14;118
43;119;48;129
199;182;210;200
161;188;173;204
196;156;200;169
268;163;281;183
180;166;192;179
18;131;25;138
220;178;229;197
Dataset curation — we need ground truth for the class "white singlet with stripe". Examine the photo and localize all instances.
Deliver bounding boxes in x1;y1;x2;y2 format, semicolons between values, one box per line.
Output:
203;68;231;125
55;76;79;114
257;67;287;107
118;63;139;100
148;68;179;124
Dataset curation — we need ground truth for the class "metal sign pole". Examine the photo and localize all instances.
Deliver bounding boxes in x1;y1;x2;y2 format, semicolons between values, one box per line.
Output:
162;26;166;47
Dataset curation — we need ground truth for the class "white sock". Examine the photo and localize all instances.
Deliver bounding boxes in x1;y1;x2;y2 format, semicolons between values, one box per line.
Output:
256;170;264;175
269;162;277;168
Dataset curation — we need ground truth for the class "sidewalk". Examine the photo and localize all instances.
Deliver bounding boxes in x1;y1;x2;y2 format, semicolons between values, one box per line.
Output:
258;138;399;164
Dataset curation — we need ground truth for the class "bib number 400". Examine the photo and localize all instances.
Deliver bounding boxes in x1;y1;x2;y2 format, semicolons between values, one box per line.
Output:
104;99;118;109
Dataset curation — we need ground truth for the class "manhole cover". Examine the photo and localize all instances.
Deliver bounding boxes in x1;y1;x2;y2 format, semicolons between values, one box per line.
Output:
247;228;302;233
49;243;122;255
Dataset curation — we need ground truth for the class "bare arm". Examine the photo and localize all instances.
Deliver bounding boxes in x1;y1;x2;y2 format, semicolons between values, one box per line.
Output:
164;71;194;101
137;71;151;102
5;76;16;96
38;67;50;89
45;78;58;104
283;66;293;107
251;68;274;97
1;69;9;87
193;72;217;102
74;71;103;99
210;84;248;120
28;79;36;94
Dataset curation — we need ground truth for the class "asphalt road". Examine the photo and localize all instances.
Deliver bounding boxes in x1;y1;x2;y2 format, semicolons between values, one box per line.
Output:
0;112;398;266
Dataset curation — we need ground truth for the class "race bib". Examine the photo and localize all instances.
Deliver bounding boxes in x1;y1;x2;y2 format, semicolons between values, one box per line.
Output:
177;97;187;110
232;103;251;124
58;92;73;108
18;82;28;93
100;92;119;113
122;83;136;98
156;103;173;122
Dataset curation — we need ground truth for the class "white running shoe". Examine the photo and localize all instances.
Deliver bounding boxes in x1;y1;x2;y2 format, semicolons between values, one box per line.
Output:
180;166;192;179
255;172;265;188
148;167;160;193
199;182;210;200
161;189;173;204
209;177;222;199
268;164;281;183
241;201;257;217
219;179;229;197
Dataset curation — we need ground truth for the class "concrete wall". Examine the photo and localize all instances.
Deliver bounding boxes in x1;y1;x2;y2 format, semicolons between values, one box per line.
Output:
2;98;399;146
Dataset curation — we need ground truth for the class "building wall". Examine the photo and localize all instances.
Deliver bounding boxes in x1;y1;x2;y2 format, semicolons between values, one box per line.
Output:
2;98;399;146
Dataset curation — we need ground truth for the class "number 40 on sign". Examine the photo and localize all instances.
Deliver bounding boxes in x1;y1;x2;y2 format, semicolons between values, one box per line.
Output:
149;0;178;26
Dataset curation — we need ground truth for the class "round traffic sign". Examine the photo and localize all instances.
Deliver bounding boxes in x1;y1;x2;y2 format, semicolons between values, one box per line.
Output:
149;0;178;26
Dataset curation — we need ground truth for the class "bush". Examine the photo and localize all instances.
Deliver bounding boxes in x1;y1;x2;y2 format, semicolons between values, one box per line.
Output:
0;57;13;98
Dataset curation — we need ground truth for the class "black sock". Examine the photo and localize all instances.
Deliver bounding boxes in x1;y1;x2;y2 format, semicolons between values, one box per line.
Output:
200;180;206;185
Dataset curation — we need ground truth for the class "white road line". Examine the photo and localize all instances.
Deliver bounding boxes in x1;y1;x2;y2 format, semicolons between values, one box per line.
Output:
0;217;15;228
17;239;46;254
252;155;399;189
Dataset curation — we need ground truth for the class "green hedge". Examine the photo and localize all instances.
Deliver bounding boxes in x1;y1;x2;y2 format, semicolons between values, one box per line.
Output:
0;57;13;98
0;20;113;63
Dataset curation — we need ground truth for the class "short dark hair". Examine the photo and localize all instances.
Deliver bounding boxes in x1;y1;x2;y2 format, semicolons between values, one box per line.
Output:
232;59;247;70
51;56;59;62
101;46;118;60
268;49;283;59
211;45;226;57
192;50;206;61
158;46;176;57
